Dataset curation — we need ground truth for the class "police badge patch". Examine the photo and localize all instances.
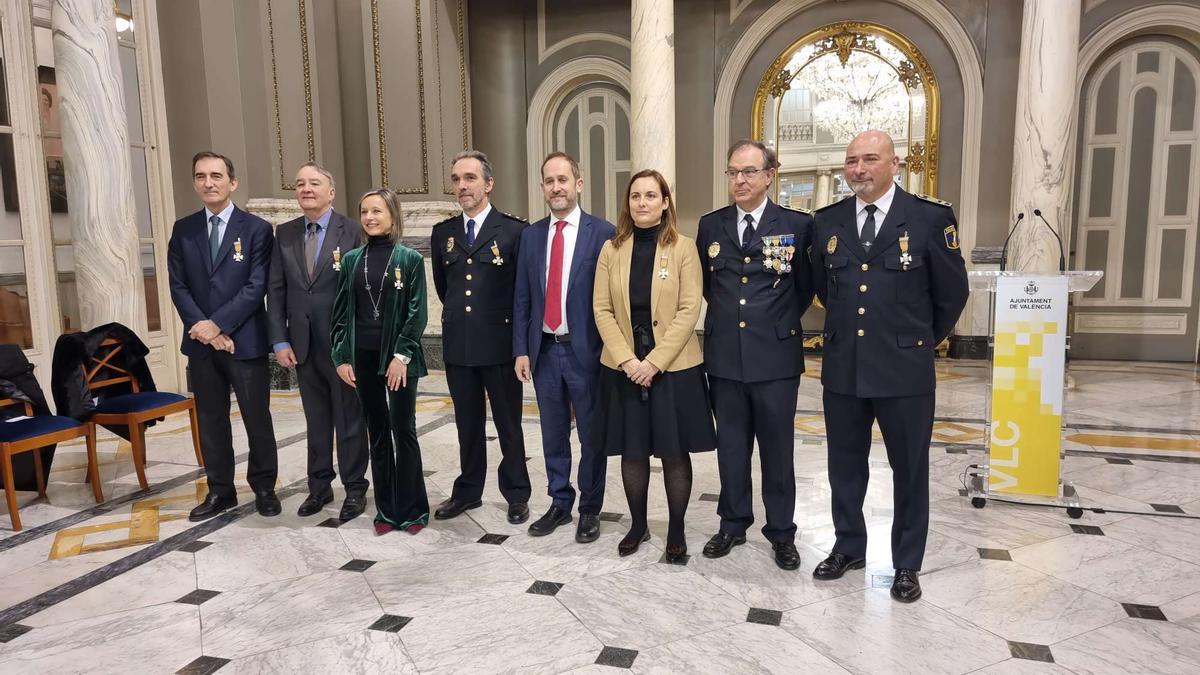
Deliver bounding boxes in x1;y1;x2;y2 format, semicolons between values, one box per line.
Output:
944;225;960;250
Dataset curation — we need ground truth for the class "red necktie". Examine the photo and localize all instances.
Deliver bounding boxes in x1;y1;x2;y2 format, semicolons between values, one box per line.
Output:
544;220;566;331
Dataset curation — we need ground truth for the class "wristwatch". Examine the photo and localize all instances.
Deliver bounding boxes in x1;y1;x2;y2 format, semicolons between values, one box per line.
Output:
393;353;412;365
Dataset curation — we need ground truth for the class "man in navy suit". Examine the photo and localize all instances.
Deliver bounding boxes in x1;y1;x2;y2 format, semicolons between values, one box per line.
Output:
514;152;616;542
168;151;279;522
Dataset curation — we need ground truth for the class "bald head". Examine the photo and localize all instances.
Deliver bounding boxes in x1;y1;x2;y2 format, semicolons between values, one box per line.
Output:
844;130;900;203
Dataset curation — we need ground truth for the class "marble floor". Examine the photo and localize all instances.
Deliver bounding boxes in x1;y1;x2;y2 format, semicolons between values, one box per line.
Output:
1;358;1199;674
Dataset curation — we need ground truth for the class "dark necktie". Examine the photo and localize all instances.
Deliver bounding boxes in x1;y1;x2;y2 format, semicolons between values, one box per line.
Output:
208;215;221;262
466;218;476;247
741;213;755;250
860;204;878;249
304;222;318;276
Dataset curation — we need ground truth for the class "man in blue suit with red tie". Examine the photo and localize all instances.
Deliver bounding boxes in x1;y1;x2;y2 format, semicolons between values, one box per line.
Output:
514;152;616;542
167;151;279;522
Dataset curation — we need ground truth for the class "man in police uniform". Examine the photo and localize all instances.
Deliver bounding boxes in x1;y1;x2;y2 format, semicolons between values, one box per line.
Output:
430;150;533;525
697;139;814;571
809;130;968;602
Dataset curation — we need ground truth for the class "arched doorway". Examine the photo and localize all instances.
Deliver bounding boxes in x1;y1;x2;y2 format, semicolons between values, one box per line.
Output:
751;22;941;210
1071;38;1200;361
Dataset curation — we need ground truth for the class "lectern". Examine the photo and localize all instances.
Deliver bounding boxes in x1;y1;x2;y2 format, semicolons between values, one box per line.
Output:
965;270;1103;517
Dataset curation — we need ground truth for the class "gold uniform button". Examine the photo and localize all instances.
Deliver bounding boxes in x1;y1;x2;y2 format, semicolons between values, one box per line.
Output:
861;263;869;271
739;321;746;328
465;306;472;312
857;307;865;315
859;284;868;292
467;259;474;265
465;290;472;296
739;298;746;305
857;329;865;337
466;274;472;281
744;256;751;263
741;276;748;284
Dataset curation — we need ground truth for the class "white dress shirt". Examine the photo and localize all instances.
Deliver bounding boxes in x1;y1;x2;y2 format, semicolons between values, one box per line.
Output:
855;183;896;237
463;203;493;238
204;201;236;246
736;196;769;241
542;204;581;335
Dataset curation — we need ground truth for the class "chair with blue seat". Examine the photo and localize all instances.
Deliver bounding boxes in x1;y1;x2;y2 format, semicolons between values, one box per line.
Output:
86;338;203;490
1;397;100;531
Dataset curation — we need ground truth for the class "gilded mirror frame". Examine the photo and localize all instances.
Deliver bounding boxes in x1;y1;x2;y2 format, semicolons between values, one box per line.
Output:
751;21;941;199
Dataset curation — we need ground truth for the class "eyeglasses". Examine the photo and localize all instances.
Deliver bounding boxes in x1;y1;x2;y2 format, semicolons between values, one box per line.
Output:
724;167;767;180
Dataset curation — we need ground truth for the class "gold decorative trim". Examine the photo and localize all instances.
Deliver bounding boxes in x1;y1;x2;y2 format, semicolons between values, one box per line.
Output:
370;0;429;194
266;0;316;191
751;21;941;197
433;0;469;195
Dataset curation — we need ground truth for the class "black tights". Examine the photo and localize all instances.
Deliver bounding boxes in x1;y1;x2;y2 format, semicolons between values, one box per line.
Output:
621;454;692;547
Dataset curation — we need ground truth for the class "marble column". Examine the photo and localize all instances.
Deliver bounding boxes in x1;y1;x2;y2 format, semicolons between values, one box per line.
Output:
52;0;146;332
815;169;832;209
631;0;675;185
1007;0;1081;272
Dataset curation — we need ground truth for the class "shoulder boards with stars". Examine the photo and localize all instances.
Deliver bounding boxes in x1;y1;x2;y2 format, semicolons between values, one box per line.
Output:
433;214;460;229
781;205;813;215
815;196;852;213
500;211;528;223
915;194;953;208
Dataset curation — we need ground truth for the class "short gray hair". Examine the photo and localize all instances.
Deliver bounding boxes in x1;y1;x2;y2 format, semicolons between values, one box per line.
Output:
726;139;779;170
451;150;494;181
296;161;336;187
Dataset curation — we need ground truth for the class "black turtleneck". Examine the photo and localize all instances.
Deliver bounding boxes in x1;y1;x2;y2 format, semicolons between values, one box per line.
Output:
355;234;394;349
629;224;660;331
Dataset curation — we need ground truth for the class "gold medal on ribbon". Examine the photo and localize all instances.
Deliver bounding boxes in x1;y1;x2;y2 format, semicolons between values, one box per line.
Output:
394;265;404;290
659;252;669;280
826;236;837;255
708;242;720;258
490;240;504;265
899;231;912;271
332;246;342;271
233;237;244;262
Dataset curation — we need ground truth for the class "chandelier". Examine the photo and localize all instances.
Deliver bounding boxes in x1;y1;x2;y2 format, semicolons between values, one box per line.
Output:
800;51;910;143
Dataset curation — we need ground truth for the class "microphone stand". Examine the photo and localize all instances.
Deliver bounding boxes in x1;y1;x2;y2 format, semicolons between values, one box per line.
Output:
999;212;1024;272
1033;209;1067;272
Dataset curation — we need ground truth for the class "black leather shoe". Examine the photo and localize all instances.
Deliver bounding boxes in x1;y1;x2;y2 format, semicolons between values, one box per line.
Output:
617;530;651;556
189;493;236;522
813;552;866;580
434;497;482;520
891;569;922;603
339;494;366;521
665;543;688;564
772;541;802;571
528;505;572;536
297;492;333;517
701;532;746;559
576;514;600;543
255;490;282;517
507;502;530;524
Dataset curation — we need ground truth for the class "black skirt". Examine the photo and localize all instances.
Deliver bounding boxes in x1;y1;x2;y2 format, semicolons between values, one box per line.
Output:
592;364;717;458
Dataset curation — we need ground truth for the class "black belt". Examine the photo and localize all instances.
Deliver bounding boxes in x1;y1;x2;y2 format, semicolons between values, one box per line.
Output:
543;332;571;343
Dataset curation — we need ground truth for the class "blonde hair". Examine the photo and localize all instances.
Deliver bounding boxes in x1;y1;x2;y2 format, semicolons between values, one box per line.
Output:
357;187;404;242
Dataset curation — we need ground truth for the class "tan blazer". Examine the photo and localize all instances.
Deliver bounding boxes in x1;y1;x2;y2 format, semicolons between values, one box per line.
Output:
593;232;704;372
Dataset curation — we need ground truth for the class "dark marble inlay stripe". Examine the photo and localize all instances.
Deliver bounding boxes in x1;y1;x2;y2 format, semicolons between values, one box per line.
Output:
176;655;231;675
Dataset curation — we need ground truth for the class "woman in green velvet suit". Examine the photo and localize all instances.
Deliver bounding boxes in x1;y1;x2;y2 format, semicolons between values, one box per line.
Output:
331;187;430;535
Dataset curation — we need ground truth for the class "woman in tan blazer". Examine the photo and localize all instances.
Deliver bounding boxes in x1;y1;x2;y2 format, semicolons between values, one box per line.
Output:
592;169;716;562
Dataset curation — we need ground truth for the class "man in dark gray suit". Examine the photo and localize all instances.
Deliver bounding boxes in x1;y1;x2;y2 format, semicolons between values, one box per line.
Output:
268;162;368;520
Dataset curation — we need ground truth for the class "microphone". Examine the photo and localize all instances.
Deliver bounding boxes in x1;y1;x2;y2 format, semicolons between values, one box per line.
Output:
999;212;1024;272
1033;209;1066;272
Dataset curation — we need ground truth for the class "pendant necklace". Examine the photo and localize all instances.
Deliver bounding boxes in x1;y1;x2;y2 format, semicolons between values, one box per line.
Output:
363;251;391;320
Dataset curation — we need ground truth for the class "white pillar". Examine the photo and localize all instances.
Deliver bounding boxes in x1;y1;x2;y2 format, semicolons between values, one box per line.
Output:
815;169;832;209
52;0;145;332
1007;0;1081;272
631;0;675;185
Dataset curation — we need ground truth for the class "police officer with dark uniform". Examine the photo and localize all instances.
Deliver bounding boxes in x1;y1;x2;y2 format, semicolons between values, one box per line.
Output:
810;130;968;602
697;139;814;571
430;150;533;525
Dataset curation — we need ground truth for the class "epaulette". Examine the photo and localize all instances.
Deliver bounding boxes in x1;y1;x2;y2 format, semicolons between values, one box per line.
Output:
433;214;460;228
815;196;852;213
916;194;953;208
699;205;729;219
500;211;528;223
781;205;813;215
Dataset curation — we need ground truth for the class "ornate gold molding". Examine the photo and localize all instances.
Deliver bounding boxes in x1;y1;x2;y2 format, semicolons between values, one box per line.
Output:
750;21;941;196
370;0;430;194
266;0;316;191
433;0;469;195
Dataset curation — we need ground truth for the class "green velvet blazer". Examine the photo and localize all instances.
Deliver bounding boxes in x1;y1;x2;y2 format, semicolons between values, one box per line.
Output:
330;242;429;378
